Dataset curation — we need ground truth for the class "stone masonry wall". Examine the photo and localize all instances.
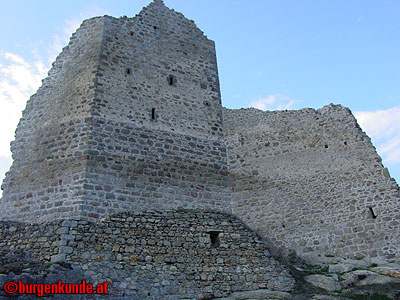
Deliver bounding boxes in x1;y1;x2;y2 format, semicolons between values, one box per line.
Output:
0;220;63;263
0;17;105;222
0;1;229;222
1;0;399;271
78;1;230;220
82;121;230;219
95;3;223;138
224;105;400;263
64;210;295;299
0;210;295;299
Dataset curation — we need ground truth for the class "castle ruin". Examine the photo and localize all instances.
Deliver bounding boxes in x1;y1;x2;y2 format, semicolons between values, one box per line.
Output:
0;1;399;299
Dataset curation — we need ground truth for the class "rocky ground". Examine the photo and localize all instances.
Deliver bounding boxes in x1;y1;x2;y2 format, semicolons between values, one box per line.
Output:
1;249;399;299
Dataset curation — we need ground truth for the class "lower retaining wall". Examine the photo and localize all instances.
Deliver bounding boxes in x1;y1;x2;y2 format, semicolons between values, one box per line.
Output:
0;209;295;299
0;220;63;263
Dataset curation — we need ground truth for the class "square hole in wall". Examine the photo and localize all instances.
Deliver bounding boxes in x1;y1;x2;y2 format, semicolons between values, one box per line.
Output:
208;231;220;248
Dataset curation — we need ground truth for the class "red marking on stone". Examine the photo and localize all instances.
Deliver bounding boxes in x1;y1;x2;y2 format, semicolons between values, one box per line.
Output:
59;180;63;185
88;213;99;218
195;185;204;190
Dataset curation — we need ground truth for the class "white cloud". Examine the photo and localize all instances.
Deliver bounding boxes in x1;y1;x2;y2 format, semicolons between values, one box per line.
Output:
0;6;108;195
355;106;400;164
249;93;299;111
0;6;108;156
0;52;48;158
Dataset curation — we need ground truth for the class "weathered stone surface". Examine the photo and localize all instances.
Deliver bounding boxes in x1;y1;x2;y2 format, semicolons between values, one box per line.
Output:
213;289;291;299
341;269;400;286
0;0;399;271
224;105;400;264
356;274;400;286
371;266;400;279
341;270;376;286
0;0;229;225
328;263;356;273
0;210;295;299
312;296;349;300
340;258;371;269
304;274;342;292
0;2;399;300
302;255;342;266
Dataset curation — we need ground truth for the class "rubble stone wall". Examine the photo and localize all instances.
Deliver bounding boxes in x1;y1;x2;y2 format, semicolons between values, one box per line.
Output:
0;17;105;222
224;105;400;262
79;1;230;220
0;210;295;299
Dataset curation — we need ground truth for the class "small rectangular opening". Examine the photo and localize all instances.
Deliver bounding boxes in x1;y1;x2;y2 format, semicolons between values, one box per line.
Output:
151;108;155;120
368;207;377;219
168;75;175;86
208;231;220;248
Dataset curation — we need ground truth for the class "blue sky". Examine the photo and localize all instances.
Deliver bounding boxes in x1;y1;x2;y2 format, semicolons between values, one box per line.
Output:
0;0;399;189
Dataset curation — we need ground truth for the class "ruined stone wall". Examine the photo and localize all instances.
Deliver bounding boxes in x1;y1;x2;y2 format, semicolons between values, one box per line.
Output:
95;4;223;138
79;1;230;220
224;105;400;262
0;220;63;263
0;17;105;222
0;1;229;222
0;210;295;299
2;0;399;270
61;210;294;299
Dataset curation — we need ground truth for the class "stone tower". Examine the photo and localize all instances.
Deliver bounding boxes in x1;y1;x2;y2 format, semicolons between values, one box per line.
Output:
0;0;230;223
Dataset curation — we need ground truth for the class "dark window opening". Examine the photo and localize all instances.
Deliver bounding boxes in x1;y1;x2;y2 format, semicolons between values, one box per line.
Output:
153;25;158;30
126;68;131;75
130;31;134;36
344;141;347;145
204;101;211;107
208;231;220;248
368;207;377;219
151;108;155;120
168;75;176;86
325;145;328;149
